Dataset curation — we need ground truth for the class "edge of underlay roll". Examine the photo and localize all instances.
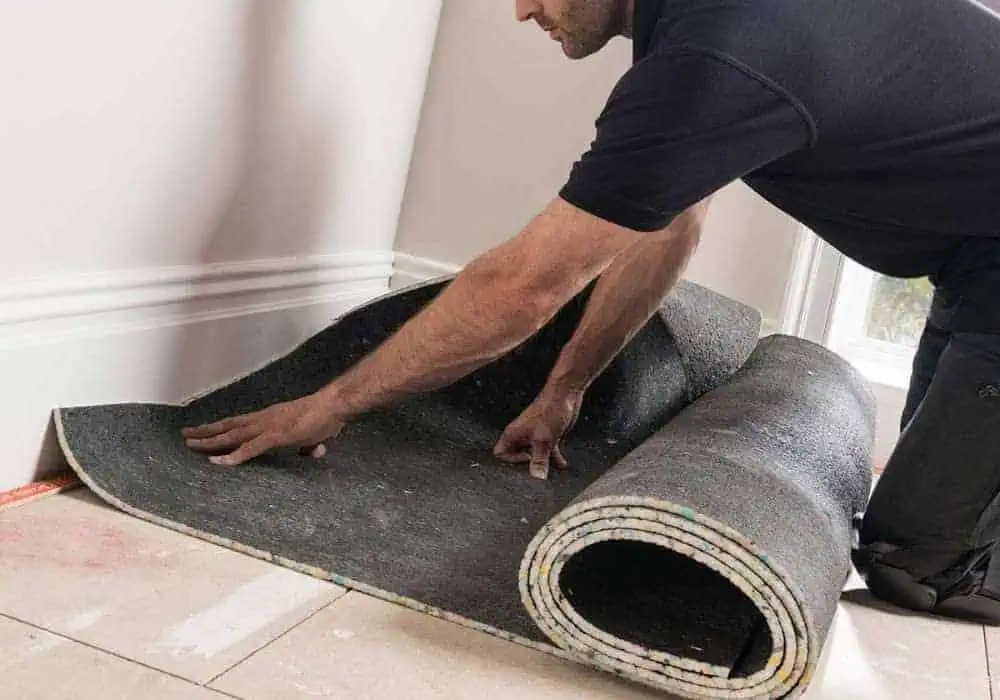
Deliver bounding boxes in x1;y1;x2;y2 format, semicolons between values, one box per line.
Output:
518;496;817;699
539;524;793;699
537;517;789;686
520;503;807;699
524;535;794;699
525;508;787;678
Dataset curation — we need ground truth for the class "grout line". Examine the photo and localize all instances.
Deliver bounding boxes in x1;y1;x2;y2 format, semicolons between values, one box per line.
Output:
986;626;994;700
0;611;241;699
203;590;350;688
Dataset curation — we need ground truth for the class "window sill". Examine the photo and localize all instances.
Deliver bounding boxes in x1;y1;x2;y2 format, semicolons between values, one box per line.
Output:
836;339;915;391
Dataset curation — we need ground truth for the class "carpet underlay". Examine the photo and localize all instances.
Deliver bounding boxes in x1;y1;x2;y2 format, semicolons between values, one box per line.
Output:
56;276;876;699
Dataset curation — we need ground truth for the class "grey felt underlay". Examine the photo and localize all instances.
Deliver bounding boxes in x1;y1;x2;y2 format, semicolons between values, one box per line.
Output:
525;334;877;691
570;333;877;638
55;277;873;697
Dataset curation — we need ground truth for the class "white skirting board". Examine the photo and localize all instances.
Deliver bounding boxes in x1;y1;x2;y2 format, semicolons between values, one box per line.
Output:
0;251;393;492
2;249;782;491
390;252;462;290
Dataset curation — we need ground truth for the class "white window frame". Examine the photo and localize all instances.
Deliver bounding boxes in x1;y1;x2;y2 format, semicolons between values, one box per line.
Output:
779;226;921;391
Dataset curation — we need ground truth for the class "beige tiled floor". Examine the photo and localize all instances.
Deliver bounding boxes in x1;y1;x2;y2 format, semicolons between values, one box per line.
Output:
1;489;994;700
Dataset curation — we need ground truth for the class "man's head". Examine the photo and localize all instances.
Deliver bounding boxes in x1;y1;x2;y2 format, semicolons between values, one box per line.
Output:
516;0;633;59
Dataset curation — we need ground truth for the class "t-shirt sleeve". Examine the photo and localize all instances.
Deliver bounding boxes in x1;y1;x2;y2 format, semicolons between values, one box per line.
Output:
559;47;816;232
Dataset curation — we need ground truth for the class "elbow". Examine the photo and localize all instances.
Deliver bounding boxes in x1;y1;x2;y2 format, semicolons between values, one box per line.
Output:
678;218;702;258
682;197;711;246
460;255;568;336
660;206;704;262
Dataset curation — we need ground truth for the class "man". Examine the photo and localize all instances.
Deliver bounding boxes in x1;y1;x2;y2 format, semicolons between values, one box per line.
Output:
184;0;1000;622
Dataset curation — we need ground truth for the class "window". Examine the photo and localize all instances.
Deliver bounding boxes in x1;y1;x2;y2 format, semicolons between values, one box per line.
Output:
780;226;932;464
863;275;933;346
783;228;934;390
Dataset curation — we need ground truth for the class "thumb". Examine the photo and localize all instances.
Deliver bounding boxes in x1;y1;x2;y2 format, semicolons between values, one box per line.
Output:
552;445;568;470
298;443;327;459
296;419;345;459
528;438;553;480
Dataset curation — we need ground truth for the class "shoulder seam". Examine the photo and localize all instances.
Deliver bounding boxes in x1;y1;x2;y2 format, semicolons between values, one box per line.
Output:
647;45;819;148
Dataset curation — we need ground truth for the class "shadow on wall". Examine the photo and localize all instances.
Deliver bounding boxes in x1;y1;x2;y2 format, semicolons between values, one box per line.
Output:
166;0;337;403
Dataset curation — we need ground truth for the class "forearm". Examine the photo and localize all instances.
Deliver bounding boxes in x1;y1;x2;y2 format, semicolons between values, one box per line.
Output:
543;201;708;397
320;198;641;416
321;264;561;415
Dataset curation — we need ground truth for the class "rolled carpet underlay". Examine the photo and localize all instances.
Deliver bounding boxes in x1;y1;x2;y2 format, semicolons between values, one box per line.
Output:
519;334;876;698
55;277;875;699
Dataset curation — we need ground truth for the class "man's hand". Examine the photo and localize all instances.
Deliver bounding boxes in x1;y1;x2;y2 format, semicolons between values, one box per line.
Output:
493;386;583;480
182;197;644;467
495;198;709;478
182;391;348;466
179;196;707;470
539;199;708;398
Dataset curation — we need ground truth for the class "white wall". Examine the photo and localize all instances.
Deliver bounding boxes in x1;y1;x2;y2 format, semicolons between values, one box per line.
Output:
688;184;801;330
0;0;443;490
393;0;802;326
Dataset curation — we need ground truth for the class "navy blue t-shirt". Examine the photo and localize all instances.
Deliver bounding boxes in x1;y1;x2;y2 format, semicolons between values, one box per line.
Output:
559;0;1000;279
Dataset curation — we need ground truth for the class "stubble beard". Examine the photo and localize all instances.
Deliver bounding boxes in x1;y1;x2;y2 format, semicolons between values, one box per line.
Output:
557;0;627;59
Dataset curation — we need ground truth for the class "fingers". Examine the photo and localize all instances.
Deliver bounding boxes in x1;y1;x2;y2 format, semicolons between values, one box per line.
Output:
492;433;527;463
497;451;532;464
193;431;326;465
493;432;569;479
209;433;279;467
184;424;262;453
181;415;251;440
181;398;342;467
528;439;554;480
298;443;327;459
294;424;342;459
552;446;568;470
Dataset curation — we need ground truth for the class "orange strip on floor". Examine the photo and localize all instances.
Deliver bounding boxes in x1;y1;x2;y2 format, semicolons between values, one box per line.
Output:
0;474;82;510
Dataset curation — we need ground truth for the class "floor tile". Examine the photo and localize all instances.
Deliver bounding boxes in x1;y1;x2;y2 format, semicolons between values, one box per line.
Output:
0;615;229;699
0;490;345;684
804;593;991;699
979;624;1000;691
211;591;666;700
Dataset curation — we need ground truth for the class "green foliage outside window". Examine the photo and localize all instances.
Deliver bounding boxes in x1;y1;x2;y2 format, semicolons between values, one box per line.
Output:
864;275;933;347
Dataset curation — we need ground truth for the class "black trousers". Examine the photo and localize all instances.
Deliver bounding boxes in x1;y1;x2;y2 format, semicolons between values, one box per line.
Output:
859;238;1000;579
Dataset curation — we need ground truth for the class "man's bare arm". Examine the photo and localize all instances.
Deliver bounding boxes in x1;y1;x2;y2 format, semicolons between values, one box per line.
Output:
184;197;644;465
493;198;709;478
323;198;643;414
545;198;708;396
